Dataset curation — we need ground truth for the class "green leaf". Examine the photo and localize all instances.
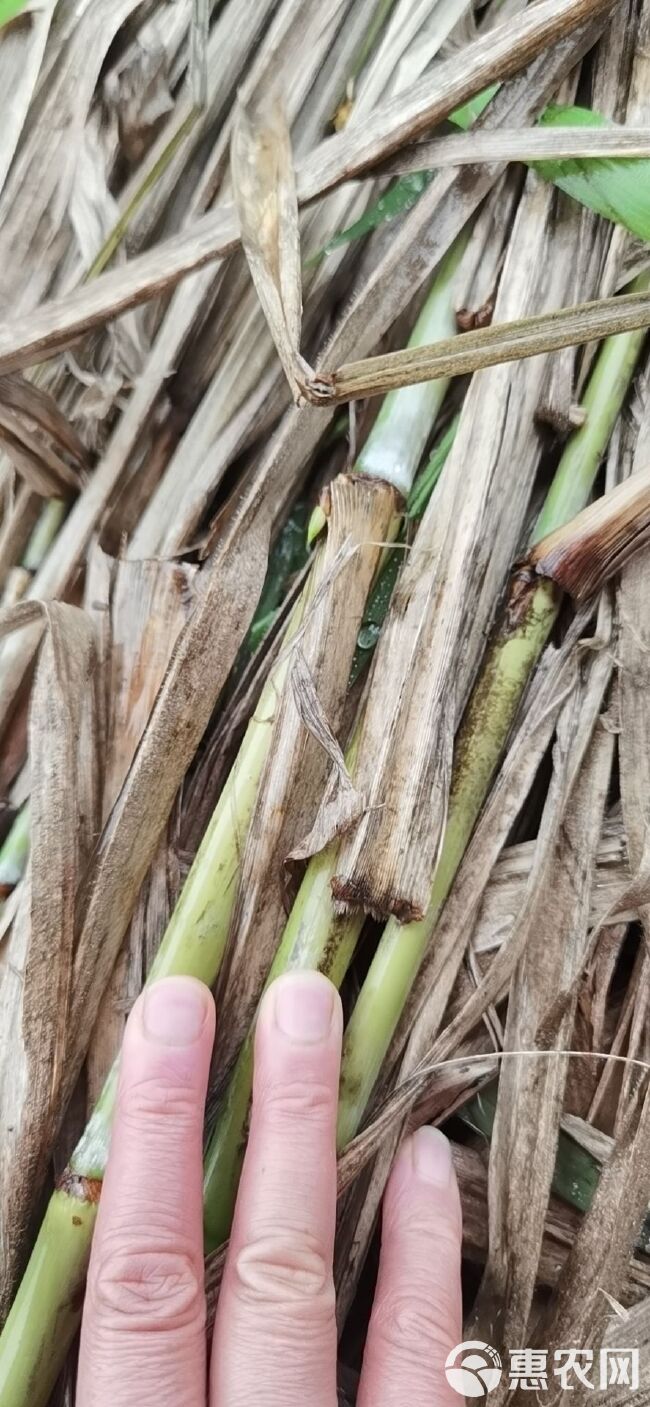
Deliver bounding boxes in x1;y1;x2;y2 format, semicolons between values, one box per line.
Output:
316;98;650;260
308;171;434;263
0;0;28;26
405;413;458;520
448;84;498;133
238;502;310;662
534;104;650;242
310;88;498;260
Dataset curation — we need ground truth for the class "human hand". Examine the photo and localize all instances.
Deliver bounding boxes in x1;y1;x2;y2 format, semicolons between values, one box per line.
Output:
77;972;463;1407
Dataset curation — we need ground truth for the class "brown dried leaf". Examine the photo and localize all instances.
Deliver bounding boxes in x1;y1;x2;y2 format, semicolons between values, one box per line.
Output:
0;0;146;317
0;604;97;1313
85;551;197;1106
325;287;650;404
232;96;313;402
0;2;611;382
0;376;86;468
0;207;240;377
285;645;365;861
0;374;87;498
529;463;650;600
0;0;57;199
618;392;650;957
0;408;80;499
65;486;275;1126
473;822;629;962
379;123;650;177
453;1140;650;1304
296;0;617;200
474;652;615;1370
539;1084;650;1404
0;9;602;746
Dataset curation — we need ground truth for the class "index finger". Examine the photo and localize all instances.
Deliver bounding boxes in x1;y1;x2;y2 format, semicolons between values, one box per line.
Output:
77;977;215;1407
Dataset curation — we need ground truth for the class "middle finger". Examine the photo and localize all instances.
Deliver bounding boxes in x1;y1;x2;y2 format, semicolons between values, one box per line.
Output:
210;972;342;1407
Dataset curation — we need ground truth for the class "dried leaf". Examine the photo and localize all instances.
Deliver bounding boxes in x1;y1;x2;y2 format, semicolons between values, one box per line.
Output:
287;645;365;855
473;820;630;958
65;485;276;1127
0;0;588;743
0;205;240;377
0;0;146;317
529;461;650;600
364;103;650;251
325;283;650;403
474;654;615;1370
0;604;97;1312
85;551;197;1106
0;373;87;498
232;96;312;402
0;3;56;199
296;0;617;200
539;1085;650;1404
0;3;613;382
383;122;650;174
453;1140;650;1303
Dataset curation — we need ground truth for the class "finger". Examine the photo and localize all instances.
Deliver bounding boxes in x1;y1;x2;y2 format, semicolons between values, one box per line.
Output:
358;1127;463;1407
77;977;215;1407
211;972;342;1407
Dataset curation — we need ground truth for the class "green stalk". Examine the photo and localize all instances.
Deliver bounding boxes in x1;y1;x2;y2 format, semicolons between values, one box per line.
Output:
336;273;650;1148
202;419;459;1249
203;848;363;1249
0;241;466;1407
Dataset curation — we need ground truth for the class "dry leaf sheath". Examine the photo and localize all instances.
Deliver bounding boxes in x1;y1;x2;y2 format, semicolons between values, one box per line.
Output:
332;174;565;924
528;460;650;599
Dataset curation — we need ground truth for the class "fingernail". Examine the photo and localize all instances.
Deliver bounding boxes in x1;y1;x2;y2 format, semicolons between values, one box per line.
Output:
273;973;335;1044
411;1127;453;1186
143;977;209;1046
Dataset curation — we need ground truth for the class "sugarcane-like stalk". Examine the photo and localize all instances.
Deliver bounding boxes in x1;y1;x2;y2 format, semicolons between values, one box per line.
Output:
202;420;458;1249
336;272;650;1147
0;244;465;1407
204;849;363;1249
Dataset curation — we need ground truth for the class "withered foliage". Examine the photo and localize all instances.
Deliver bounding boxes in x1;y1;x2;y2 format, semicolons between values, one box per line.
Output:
5;0;650;1395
